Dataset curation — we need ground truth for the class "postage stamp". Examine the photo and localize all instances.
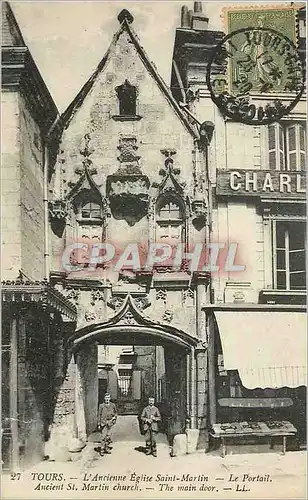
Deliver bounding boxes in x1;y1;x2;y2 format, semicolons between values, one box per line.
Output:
206;25;305;125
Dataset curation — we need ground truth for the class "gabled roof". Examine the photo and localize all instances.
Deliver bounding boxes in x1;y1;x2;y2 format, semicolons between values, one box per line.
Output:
2;1;25;47
60;10;198;139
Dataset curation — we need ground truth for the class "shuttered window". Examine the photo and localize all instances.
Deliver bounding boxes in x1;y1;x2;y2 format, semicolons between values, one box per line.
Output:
268;123;306;171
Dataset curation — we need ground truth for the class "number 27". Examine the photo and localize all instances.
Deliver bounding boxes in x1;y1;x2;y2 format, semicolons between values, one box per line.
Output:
10;473;21;480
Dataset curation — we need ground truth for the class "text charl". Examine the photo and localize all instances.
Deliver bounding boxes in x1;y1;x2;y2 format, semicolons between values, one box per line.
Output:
230;170;305;194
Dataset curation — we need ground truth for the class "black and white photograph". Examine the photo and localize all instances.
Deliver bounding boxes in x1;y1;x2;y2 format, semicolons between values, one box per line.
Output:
1;1;306;498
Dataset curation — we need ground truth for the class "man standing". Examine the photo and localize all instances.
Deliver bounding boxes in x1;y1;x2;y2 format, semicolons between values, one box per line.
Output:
98;393;117;456
140;397;161;457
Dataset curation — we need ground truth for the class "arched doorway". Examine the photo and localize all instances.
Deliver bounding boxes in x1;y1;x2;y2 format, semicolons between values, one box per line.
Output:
51;296;199;449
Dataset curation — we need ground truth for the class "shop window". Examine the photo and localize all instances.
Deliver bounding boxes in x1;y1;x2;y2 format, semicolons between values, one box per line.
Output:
156;197;184;246
116;80;137;116
267;123;306;171
273;220;306;290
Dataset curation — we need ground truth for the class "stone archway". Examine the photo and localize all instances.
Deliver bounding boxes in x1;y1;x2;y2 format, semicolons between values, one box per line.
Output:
46;296;201;457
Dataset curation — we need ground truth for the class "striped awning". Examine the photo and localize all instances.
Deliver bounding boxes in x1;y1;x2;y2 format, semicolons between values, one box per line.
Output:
215;311;307;389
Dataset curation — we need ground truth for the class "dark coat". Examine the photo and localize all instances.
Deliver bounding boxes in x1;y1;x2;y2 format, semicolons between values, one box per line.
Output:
141;405;161;433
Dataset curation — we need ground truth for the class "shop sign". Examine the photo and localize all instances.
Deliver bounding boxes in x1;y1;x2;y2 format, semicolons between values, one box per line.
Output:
216;170;306;198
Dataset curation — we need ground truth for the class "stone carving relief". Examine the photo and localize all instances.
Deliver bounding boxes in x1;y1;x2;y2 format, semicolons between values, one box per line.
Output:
134;296;150;310
156;289;167;304
90;290;105;306
76;133;97;176
182;287;195;306
120;311;138;325
66;289;80;305
162;310;173;323
107;296;125;310
48;200;68;222
106;136;150;226
85;311;97;322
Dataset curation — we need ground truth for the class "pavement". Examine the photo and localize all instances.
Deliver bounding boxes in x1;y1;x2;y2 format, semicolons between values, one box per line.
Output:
2;416;306;499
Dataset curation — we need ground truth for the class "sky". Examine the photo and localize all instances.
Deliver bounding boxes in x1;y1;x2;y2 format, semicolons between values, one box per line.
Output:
10;1;295;112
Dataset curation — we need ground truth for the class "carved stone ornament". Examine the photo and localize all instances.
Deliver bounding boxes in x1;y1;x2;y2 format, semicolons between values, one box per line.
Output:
85;311;96;322
90;290;105;306
66;289;80;304
107;296;125;310
196;339;208;352
76;133;97;175
156;289;167;303
162;309;173;323
120;311;138;325
107;176;150;226
107;136;150;226
48;200;68;221
183;288;194;303
191;199;207;230
134;296;150;310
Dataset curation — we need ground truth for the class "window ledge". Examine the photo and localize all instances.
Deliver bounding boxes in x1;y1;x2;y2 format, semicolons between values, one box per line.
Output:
259;289;306;305
77;218;104;225
112;115;142;122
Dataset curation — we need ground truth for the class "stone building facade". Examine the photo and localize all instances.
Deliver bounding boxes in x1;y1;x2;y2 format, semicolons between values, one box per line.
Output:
1;1;306;470
171;2;306;447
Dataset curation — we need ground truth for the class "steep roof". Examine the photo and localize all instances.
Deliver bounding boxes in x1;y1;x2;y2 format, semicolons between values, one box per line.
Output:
2;1;25;47
2;2;60;136
60;10;198;139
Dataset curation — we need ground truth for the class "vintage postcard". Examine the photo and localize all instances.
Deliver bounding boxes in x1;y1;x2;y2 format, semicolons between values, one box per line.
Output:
1;1;306;499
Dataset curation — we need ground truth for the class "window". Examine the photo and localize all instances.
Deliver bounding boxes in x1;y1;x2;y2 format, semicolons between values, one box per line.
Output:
156;197;184;245
115;80;137;116
80;201;101;220
117;369;132;398
273;220;306;290
267;123;306;171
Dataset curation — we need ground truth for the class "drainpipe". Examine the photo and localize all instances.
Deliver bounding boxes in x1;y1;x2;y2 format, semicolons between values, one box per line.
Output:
43;144;50;281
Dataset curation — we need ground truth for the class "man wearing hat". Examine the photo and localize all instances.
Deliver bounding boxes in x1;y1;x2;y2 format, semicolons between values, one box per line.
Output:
98;393;117;456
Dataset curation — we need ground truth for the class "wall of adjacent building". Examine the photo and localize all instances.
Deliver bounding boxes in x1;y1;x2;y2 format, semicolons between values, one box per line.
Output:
19;94;45;280
1;91;22;279
1;90;45;281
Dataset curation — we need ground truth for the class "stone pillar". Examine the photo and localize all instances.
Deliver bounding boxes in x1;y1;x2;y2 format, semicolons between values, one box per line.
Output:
76;343;98;436
195;341;209;450
189;347;197;429
45;355;79;460
207;313;217;427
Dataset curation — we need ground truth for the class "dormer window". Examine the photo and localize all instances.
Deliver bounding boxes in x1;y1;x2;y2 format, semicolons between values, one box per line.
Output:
116;79;136;116
80;201;101;220
156;196;184;245
158;200;182;221
113;80;141;121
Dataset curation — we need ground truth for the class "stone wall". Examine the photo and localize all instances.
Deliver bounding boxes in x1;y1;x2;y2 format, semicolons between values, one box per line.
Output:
18;309;50;468
1;91;45;281
19;95;45;280
1;92;21;279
